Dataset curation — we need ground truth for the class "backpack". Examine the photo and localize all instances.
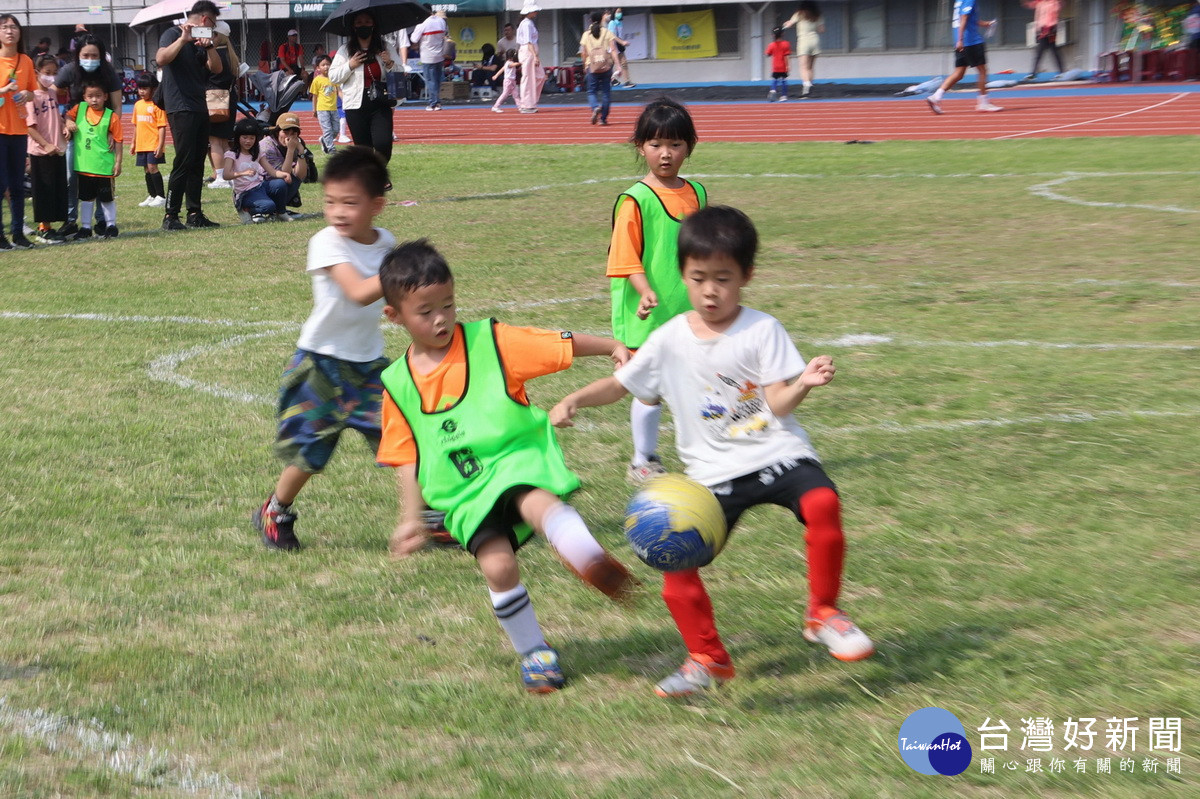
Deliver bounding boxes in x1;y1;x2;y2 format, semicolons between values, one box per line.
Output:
584;32;614;74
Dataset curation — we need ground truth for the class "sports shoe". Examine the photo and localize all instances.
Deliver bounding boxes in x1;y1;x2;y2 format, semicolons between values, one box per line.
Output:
654;653;735;698
778;96;789;103
253;497;300;551
186;212;220;229
101;225;118;239
492;106;503;113
767;89;777;102
56;221;79;238
210;177;233;188
976;100;1003;113
520;647;565;693
251;213;269;224
420;509;459;549
518;107;538;114
925;95;943;115
9;233;34;249
623;82;636;88
277;210;302;222
0;236;11;251
147;195;167;207
162;215;187;231
573;553;639;603
138;195;156;207
803;607;875;662
425;105;436;111
627;455;667;485
591;107;601;124
72;228;94;241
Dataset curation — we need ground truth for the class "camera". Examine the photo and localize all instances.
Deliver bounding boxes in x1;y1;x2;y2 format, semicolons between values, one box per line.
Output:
191;25;213;39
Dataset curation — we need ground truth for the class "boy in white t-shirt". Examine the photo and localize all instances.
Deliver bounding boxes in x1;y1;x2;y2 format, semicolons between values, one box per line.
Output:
551;205;875;697
254;146;395;550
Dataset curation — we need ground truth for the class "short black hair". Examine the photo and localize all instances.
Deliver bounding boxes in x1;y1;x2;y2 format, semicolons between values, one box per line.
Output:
321;145;389;198
135;71;158;89
772;26;783;39
630;97;698;155
189;1;220;18
677;205;758;275
379;239;454;307
79;76;108;96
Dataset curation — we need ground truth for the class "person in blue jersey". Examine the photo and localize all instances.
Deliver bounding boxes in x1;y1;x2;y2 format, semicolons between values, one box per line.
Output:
926;0;1002;114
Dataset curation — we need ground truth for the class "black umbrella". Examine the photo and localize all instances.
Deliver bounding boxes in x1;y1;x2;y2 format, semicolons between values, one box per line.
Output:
320;0;429;36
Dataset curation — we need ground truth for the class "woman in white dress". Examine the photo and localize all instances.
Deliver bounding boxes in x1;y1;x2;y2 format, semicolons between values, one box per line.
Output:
782;1;824;98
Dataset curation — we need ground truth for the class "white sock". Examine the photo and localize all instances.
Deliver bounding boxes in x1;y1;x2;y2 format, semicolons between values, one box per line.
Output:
78;201;93;230
215;167;224;180
803;81;812;89
541;503;606;575
630;401;661;466
490;584;545;655
101;201;116;226
931;88;944;101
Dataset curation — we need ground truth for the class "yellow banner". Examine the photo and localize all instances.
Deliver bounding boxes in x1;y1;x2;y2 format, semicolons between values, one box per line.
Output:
654;10;718;59
448;16;499;62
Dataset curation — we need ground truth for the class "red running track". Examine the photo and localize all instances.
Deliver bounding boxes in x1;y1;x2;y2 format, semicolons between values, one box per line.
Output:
278;87;1193;145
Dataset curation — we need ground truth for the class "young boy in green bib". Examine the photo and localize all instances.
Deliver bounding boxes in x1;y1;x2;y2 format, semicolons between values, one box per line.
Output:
378;239;638;693
64;78;122;239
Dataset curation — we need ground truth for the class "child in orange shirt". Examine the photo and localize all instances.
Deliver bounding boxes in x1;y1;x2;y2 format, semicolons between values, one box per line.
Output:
64;78;122;240
131;72;167;207
0;14;40;249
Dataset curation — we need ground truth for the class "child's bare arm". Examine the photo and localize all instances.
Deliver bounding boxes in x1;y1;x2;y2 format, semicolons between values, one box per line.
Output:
155;126;166;157
327;262;383;305
550;376;630;427
568;333;631;368
111;137;122;177
390;464;428;559
763;354;835;417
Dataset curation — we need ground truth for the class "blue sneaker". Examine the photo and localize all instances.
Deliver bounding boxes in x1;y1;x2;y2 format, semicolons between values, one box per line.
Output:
520;647;565;693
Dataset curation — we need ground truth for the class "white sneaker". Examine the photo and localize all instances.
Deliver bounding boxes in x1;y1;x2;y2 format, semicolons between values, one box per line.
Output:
803;608;875;662
977;100;1003;112
336;136;352;144
207;178;232;189
147;196;166;207
138;195;155;207
492;107;503;113
767;89;777;102
926;95;943;115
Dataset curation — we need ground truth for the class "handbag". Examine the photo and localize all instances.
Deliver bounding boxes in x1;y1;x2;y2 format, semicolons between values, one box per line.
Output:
205;88;231;122
364;80;396;108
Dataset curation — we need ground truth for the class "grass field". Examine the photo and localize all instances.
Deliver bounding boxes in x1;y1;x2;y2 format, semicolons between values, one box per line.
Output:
0;135;1196;798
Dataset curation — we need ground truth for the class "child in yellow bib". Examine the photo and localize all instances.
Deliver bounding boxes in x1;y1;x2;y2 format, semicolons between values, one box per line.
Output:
378;239;639;693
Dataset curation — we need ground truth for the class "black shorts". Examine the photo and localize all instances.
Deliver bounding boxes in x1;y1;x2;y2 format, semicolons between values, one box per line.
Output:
955;43;987;68
77;173;113;203
135;151;166;167
465;485;536;556
771;71;789;79
710;458;837;532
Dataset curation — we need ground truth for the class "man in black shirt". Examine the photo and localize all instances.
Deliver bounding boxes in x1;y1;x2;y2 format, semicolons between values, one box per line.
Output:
156;0;224;230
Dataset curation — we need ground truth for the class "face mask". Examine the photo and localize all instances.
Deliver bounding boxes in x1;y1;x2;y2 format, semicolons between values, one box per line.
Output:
354;26;373;39
39;74;55;88
615;12;622;20
80;58;100;72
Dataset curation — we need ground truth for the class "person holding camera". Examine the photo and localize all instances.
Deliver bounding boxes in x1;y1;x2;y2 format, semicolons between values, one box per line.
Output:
156;0;224;230
329;11;403;166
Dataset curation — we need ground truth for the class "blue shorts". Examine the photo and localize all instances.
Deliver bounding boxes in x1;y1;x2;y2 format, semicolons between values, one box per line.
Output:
273;349;390;473
135;151;166;167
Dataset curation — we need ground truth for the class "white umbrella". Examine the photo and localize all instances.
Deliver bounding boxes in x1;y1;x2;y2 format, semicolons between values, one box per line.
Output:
130;0;199;28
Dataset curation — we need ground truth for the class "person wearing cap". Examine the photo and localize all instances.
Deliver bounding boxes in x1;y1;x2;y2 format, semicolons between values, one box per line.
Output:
516;3;544;113
258;112;309;216
278;28;305;79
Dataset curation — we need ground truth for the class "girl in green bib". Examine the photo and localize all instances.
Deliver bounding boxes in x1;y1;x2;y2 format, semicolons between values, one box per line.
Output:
378;240;639;693
607;99;705;484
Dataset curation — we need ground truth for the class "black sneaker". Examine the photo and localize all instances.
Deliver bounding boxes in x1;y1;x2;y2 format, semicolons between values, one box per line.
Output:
0;236;12;251
186;212;220;229
253;498;301;551
93;223;107;238
72;228;94;241
56;221;78;238
10;233;34;249
102;225;119;239
162;215;187;231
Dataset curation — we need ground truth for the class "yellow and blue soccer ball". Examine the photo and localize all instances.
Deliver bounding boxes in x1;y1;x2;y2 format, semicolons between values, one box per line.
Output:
624;474;728;571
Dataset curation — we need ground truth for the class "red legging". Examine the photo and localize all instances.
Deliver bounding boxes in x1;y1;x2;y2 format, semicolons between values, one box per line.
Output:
660;486;845;664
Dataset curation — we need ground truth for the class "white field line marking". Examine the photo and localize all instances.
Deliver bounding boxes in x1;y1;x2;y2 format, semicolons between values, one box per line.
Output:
815;407;1200;437
0;697;260;798
1028;174;1197;214
0;310;294;328
146;330;292;405
761;278;1200;291
809;333;1197;351
990;92;1188;140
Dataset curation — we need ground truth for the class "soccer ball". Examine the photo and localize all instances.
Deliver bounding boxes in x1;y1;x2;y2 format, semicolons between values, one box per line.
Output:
624;474;728;571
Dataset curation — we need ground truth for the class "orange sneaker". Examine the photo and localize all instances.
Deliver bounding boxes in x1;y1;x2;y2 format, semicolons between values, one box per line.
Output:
803;606;875;661
654;653;735;697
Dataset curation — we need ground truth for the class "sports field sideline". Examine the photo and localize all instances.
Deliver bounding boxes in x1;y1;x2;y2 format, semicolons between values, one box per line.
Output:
0;85;1195;796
